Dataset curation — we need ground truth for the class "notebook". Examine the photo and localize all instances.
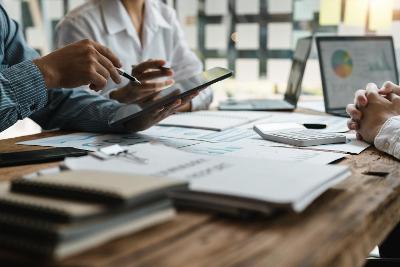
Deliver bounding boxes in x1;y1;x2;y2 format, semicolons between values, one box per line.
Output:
0;200;175;259
0;182;104;223
170;159;351;214
11;170;187;205
158;111;269;131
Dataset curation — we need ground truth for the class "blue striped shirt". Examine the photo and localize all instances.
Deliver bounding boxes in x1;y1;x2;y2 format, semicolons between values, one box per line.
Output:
0;5;127;133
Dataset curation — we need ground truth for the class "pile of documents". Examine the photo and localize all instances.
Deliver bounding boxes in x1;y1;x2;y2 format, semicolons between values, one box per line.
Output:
63;144;351;216
14;110;364;223
0;170;182;259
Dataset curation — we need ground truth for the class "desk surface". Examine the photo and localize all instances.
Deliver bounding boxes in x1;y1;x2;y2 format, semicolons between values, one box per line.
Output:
1;130;400;267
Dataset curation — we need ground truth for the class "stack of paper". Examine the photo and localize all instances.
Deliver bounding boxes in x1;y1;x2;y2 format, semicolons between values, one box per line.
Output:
172;158;350;214
64;144;350;215
0;171;181;259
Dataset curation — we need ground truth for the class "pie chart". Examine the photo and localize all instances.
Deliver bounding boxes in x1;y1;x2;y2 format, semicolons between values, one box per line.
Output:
331;50;353;78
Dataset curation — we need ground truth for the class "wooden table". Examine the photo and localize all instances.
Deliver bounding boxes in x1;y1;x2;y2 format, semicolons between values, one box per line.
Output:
1;131;400;267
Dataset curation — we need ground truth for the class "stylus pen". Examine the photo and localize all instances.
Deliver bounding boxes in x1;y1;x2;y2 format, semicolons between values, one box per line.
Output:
116;68;141;85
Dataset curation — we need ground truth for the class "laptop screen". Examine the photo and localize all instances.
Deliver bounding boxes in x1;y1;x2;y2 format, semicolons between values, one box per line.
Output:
284;37;313;105
317;37;399;111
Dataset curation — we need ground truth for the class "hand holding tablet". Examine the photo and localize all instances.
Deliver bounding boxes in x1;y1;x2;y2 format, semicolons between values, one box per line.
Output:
109;67;233;128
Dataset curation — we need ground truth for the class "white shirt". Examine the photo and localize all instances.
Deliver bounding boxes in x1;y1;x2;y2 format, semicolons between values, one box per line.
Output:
55;0;212;111
374;116;400;159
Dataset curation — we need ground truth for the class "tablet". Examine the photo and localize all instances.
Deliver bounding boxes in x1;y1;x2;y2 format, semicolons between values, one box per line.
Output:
109;67;233;126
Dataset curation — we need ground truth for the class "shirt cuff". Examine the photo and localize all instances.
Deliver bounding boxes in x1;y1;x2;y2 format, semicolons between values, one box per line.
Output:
374;116;400;158
2;60;47;119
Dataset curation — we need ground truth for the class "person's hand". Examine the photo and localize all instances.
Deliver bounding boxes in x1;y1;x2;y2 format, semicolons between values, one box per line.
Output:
123;92;199;132
110;59;174;104
355;89;400;143
346;82;400;136
346;83;375;134
33;39;122;91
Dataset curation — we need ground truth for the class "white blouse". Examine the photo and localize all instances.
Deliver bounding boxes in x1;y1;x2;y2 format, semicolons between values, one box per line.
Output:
55;0;212;111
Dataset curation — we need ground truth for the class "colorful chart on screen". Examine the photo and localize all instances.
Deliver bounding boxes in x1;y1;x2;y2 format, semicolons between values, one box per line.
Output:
331;50;353;78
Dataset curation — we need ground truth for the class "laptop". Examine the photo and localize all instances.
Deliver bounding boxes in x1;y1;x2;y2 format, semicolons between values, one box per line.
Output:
316;36;399;117
218;36;313;111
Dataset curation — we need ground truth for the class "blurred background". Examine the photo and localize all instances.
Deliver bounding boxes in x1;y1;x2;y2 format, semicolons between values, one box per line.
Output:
1;0;400;138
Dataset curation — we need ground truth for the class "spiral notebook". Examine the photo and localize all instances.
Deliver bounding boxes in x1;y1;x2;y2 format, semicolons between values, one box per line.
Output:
0;170;183;258
11;170;187;205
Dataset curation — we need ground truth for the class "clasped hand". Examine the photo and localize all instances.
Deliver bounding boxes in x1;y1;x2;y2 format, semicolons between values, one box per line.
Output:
346;82;400;143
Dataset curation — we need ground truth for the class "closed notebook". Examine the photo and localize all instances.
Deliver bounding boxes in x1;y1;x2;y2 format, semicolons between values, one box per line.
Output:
11;170;187;205
170;159;351;214
0;200;175;259
0;182;104;223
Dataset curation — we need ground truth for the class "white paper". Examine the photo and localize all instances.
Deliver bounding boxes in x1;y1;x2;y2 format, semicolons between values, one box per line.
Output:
189;158;350;212
182;138;345;164
142;126;257;143
297;100;326;112
237;112;349;133
18;132;200;151
64;144;214;180
301;133;370;154
65;143;350;212
158;111;270;131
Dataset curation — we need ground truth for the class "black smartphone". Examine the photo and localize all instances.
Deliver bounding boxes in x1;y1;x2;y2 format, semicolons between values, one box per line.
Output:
0;147;88;168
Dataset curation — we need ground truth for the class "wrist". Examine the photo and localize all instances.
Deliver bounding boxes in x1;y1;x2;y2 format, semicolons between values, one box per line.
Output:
33;57;59;89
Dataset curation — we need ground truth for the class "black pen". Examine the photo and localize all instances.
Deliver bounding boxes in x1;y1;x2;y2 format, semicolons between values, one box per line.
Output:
116;68;141;85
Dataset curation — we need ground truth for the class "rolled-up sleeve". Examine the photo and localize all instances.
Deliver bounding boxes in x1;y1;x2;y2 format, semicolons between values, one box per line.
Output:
0;5;48;132
374;116;400;159
0;61;47;122
30;89;128;133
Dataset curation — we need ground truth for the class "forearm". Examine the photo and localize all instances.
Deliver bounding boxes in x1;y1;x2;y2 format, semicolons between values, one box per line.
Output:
30;89;129;133
0;61;47;132
374;116;400;159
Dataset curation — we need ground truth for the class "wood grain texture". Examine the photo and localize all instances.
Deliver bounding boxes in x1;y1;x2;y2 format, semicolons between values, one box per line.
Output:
0;133;399;267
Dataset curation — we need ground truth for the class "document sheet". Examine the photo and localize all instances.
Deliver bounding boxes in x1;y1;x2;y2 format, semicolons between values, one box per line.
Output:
64;143;350;212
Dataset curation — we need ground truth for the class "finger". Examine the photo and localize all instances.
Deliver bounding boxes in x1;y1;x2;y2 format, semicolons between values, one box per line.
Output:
356;132;363;141
365;83;379;99
346;104;362;120
366;88;381;101
94;62;111;81
379;81;400;95
347;119;359;130
133;59;166;74
88;73;107;91
97;53;121;84
91;41;122;68
137;69;174;81
387;92;400;104
354;89;368;108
